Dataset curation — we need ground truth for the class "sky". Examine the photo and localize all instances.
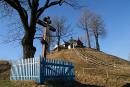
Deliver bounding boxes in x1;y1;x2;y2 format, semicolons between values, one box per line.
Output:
0;0;130;61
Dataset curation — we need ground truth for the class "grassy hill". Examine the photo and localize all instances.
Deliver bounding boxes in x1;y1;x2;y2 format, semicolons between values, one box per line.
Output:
1;48;130;87
0;61;10;80
47;48;130;87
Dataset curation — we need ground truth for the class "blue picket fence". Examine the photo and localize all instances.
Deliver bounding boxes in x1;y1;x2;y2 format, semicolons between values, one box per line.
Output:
10;57;40;83
10;57;75;84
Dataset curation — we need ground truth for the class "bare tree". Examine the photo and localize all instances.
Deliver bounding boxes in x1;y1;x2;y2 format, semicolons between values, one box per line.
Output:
52;16;72;51
90;15;106;51
128;53;130;62
78;9;92;48
0;0;81;59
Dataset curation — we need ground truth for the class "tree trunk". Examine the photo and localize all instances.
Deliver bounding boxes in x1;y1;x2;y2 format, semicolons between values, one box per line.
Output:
86;29;91;48
22;44;36;59
57;36;60;51
95;35;100;51
22;29;36;59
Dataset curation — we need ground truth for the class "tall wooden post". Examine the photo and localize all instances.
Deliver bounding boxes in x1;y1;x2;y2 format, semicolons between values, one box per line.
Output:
37;16;56;59
37;16;56;84
41;28;46;59
41;17;51;59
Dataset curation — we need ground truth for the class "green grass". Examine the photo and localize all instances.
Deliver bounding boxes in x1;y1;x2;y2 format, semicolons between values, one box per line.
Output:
0;80;14;87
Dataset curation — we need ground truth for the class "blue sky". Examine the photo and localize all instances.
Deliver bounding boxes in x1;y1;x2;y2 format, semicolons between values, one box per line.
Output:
0;0;130;60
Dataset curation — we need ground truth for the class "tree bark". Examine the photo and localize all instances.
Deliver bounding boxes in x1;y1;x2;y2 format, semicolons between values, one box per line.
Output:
57;36;61;51
21;0;38;59
22;29;36;59
22;44;36;59
86;28;91;48
95;35;100;51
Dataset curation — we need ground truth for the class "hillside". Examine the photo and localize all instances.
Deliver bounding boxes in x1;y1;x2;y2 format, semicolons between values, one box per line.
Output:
1;48;130;87
47;48;130;87
0;61;11;80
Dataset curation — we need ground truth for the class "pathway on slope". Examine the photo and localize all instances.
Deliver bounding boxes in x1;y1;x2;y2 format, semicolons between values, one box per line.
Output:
73;48;117;68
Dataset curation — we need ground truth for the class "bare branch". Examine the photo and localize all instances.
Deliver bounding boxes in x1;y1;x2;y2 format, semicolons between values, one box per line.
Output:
47;0;63;7
4;0;20;10
38;0;83;17
64;0;83;9
78;8;93;48
27;0;32;8
89;12;106;50
0;0;83;58
51;16;72;51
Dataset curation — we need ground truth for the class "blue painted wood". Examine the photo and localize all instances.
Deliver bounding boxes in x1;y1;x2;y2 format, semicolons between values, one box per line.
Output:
40;57;75;82
10;58;40;83
10;57;75;84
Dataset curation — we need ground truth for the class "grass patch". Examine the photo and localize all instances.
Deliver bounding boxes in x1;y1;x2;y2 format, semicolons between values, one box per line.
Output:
0;80;14;87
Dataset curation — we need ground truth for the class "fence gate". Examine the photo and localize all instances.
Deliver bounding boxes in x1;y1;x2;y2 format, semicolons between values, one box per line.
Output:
40;58;75;83
10;57;75;84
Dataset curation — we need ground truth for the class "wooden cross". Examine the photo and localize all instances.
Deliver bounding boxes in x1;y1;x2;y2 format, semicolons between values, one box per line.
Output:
37;16;56;59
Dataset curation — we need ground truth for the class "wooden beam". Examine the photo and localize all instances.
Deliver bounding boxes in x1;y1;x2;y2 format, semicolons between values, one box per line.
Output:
37;19;56;32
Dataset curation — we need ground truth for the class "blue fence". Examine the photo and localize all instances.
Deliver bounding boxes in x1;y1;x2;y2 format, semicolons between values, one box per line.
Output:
10;57;75;84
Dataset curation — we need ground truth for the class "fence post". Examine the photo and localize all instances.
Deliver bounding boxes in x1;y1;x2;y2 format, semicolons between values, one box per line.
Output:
40;56;43;84
40;56;47;84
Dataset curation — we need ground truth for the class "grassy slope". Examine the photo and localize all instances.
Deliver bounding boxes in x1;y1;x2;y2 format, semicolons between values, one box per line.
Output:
0;80;14;87
0;80;38;87
47;48;130;87
0;61;11;80
1;48;130;87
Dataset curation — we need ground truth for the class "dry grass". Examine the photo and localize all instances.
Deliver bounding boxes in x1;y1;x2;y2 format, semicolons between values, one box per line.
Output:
47;48;130;87
0;61;11;80
1;48;130;87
